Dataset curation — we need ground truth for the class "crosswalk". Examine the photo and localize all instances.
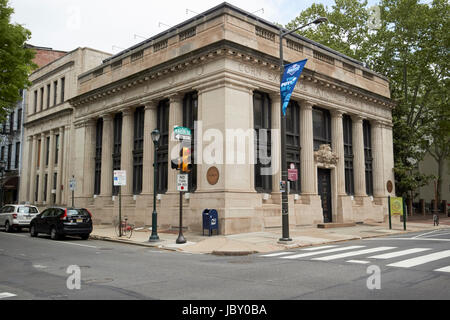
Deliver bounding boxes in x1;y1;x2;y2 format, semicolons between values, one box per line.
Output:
260;244;450;273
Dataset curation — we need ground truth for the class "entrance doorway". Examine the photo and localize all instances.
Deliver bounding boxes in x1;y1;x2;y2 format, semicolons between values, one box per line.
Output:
317;168;332;223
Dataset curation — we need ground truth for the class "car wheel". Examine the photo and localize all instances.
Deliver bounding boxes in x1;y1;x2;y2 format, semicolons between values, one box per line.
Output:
50;227;60;240
5;221;11;233
80;234;90;240
30;224;38;237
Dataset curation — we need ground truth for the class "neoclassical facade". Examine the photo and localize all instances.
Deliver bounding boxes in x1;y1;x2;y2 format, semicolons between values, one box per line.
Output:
24;3;395;235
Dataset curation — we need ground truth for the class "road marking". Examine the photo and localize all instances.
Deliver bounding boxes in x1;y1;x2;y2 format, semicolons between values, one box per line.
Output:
412;230;440;239
300;245;338;251
347;260;370;264
313;247;396;261
53;241;97;249
369;248;431;259
33;264;47;269
281;246;365;259
261;252;295;257
365;238;450;242
0;233;26;237
0;292;17;299
387;250;450;268
434;266;450;273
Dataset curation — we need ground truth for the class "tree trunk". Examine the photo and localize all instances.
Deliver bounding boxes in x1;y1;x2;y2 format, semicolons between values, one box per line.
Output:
437;156;444;204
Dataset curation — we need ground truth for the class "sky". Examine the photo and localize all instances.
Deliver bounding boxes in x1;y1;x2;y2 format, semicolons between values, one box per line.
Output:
9;0;341;54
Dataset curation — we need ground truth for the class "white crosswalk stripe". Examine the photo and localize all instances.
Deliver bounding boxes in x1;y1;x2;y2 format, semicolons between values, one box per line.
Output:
369;248;431;259
312;247;396;261
434;266;450;273
280;245;365;259
300;245;338;251
260;252;295;257
387;250;450;268
0;292;17;299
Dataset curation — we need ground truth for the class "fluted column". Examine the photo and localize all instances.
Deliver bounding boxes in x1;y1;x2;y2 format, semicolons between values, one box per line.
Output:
371;120;385;197
100;114;114;197
46;130;55;204
28;135;37;204
142;102;158;194
300;101;315;194
83;119;96;198
120;108;134;195
331;110;346;196
167;94;183;193
352;115;366;197
269;94;281;193
55;127;65;204
37;133;45;203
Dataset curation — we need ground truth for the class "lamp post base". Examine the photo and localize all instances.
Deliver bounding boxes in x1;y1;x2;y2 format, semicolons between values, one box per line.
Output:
278;237;292;242
149;234;160;242
176;233;186;244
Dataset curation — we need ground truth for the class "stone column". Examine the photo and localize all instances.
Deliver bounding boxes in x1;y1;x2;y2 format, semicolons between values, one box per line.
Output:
46;130;55;204
300;101;315;194
83;119;96;199
28;136;37;204
371;120;385;197
120;107;134;196
100;114;114;198
270;94;281;194
352;115;367;197
55;127;64;204
331;110;346;195
167;94;183;193
37;133;45;204
142;102;158;194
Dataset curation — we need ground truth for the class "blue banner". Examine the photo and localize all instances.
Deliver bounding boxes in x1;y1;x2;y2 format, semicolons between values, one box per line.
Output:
280;59;307;116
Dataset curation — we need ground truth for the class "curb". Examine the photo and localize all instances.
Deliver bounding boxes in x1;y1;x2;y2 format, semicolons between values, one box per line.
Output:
89;235;179;252
211;250;258;256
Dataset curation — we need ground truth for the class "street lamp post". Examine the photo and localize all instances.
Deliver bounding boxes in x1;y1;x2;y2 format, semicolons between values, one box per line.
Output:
149;129;161;242
0;160;5;208
278;17;328;242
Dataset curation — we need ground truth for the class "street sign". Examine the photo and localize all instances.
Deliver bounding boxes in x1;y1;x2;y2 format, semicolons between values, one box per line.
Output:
114;170;126;186
174;126;191;140
177;174;188;192
69;178;76;191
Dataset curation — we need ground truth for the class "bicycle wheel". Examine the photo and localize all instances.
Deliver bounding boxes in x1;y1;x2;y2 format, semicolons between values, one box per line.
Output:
122;225;133;238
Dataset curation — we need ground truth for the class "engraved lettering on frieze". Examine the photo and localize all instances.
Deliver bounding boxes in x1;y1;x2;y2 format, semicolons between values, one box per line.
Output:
238;63;262;78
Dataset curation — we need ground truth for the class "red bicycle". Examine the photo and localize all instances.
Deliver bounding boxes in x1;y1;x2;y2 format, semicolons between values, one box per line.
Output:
114;217;133;238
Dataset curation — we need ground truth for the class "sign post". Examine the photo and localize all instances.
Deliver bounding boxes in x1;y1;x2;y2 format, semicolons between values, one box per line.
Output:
114;170;126;237
69;176;76;208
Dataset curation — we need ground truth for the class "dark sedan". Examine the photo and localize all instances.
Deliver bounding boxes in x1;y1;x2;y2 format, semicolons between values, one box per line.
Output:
30;207;93;240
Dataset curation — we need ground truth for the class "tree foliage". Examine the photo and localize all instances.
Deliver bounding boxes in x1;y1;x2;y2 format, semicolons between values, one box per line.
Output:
286;0;449;198
0;0;36;120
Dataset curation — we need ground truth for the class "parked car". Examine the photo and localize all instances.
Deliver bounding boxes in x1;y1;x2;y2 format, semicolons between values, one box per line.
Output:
0;205;40;232
30;207;93;240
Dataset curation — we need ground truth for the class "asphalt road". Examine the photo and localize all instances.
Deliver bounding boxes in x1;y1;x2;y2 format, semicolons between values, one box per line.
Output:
0;228;449;300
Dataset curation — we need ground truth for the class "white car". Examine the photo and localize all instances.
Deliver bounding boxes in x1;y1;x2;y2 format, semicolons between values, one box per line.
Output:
0;205;40;232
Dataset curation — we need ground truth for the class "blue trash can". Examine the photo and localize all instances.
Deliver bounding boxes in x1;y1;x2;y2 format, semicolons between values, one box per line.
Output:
202;209;219;236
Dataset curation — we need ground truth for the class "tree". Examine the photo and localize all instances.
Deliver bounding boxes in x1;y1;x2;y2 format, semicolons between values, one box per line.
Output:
0;0;36;121
286;0;449;200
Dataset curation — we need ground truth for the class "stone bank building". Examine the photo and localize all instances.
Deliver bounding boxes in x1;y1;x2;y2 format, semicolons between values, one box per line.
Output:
21;3;395;235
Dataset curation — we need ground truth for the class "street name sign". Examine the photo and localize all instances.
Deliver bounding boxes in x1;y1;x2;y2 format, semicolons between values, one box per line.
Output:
174;126;191;140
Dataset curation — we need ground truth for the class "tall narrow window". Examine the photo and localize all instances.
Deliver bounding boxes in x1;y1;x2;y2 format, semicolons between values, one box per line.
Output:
53;172;57;204
35;175;39;202
37;139;41;167
156;99;169;194
183;92;198;192
133;107;144;194
94;118;103;195
34;90;38;113
253;91;272;193
363;120;373;196
53;81;58;105
286;101;301;194
313;107;331;150
9;111;14;133
17;109;22;132
43;174;48;202
112;113;122;196
54;134;59;165
7;144;12;170
46;84;51;107
45;136;50;166
40;87;44;110
15;142;20;169
343;115;354;195
0;146;4;161
60;77;65;103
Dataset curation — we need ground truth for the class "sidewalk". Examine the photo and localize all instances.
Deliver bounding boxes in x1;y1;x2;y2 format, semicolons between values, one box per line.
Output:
89;217;450;255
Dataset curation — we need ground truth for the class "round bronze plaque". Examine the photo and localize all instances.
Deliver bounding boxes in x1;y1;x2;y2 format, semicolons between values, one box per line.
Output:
207;166;219;185
386;180;393;193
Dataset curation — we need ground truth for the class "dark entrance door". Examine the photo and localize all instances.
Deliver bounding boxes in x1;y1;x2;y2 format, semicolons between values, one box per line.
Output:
317;168;332;223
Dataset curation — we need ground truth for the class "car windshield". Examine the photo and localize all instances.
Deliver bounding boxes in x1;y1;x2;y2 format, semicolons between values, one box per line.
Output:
67;209;90;217
18;207;38;214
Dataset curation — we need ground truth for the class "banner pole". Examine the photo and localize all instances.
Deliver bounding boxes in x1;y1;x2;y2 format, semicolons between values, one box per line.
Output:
388;196;392;230
403;197;407;231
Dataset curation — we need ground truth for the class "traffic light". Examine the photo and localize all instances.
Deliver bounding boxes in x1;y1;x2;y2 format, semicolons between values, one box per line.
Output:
171;155;181;170
181;147;193;173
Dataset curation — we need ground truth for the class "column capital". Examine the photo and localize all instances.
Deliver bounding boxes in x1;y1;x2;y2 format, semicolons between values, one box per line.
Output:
370;119;383;128
144;101;158;110
350;114;364;123
301;100;314;110
168;93;182;104
268;93;281;103
49;129;55;135
27;135;33;142
100;113;114;121
59;126;64;133
40;132;45;138
330;109;344;118
119;107;134;117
